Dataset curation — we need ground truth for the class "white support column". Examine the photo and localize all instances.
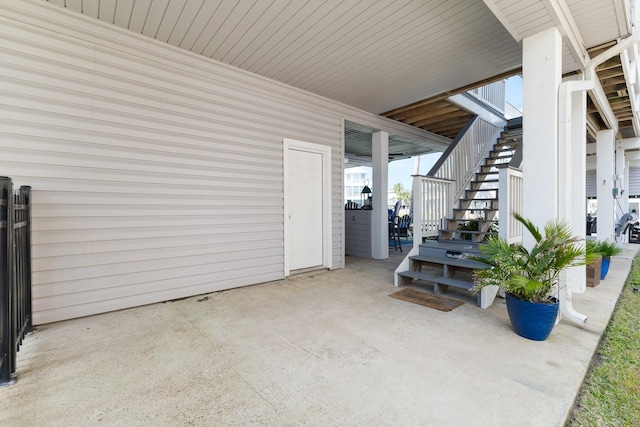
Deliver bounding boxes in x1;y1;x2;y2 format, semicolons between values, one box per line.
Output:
596;129;616;242
372;131;389;259
522;27;562;247
615;142;628;222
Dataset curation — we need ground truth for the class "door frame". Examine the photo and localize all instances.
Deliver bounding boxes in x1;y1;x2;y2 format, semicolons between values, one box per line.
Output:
283;138;332;276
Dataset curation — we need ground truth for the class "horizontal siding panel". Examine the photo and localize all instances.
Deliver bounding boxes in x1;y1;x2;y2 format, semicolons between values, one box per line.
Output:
33;244;283;276
0;143;282;176
0;159;282;189
31;204;283;219
31;223;283;245
34;247;284;283
32;231;284;258
30;191;282;207
33;256;284;299
32;269;284;325
30;213;283;232
0;1;443;324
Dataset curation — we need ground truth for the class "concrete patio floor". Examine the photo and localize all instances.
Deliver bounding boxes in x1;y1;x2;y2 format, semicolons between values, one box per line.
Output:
3;244;638;427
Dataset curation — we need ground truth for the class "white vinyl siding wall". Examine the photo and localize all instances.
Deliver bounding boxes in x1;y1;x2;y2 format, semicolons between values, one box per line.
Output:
1;1;440;324
586;167;640;198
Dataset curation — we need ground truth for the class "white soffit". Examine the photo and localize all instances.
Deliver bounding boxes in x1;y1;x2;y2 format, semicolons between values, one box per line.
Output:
40;0;522;115
484;0;632;73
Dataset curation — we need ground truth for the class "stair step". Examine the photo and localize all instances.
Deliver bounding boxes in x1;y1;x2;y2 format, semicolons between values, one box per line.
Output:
470;179;499;190
411;253;487;271
488;149;515;158
440;229;498;237
495;140;521;148
396;271;475;291
465;188;497;197
419;239;483;252
471;178;500;185
459;198;498;210
445;218;498;225
452;209;498;220
485;157;512;166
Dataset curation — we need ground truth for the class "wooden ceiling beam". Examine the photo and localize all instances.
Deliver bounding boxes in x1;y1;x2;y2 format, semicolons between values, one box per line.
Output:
427;119;474;134
409;109;471;127
399;105;461;123
595;68;625;80
414;111;472;126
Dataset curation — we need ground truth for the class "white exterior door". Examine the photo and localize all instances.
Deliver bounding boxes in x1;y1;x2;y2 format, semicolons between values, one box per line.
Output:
288;148;324;270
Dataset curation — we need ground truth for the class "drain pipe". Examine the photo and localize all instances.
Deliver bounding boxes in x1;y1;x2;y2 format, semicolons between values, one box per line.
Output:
557;31;640;326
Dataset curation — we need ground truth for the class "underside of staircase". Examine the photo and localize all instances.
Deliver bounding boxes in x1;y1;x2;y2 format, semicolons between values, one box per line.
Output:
396;118;522;308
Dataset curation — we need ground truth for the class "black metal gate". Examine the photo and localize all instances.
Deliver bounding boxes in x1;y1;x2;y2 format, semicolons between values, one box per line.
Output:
1;177;32;385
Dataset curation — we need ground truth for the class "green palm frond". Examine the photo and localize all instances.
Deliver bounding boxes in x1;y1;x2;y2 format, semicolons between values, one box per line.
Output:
473;214;586;302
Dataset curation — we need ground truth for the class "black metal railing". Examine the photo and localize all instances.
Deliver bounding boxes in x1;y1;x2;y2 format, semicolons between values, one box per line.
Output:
1;177;32;386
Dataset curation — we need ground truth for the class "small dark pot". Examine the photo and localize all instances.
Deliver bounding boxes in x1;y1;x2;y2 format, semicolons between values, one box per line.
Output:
505;293;559;341
600;257;611;280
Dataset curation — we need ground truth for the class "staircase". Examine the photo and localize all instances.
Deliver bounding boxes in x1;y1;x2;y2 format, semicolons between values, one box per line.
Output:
396;119;522;307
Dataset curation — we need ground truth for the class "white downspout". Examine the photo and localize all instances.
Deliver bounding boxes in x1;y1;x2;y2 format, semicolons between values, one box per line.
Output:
557;31;640;326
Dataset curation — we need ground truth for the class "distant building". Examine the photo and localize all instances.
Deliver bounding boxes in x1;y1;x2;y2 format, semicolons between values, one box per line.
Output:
344;167;372;206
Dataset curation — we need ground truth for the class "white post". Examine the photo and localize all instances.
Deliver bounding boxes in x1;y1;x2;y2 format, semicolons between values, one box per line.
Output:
596;129;616;242
615;143;629;225
522;27;562;247
372;131;389;259
412;175;423;246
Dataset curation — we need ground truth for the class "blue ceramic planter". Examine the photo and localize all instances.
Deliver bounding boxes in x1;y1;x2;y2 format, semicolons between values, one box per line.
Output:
505;293;559;341
600;257;611;280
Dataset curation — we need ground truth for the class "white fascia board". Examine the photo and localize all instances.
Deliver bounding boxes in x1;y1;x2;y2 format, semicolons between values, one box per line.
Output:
613;0;634;36
620;48;640;137
619;137;640;150
541;0;590;68
448;93;508;127
624;151;640;161
482;0;522;41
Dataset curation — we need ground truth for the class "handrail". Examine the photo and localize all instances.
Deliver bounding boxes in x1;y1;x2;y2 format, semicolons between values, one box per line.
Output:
428;116;478;176
428;117;502;202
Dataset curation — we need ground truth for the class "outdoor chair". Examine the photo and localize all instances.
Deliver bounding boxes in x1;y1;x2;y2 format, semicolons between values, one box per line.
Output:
397;215;412;240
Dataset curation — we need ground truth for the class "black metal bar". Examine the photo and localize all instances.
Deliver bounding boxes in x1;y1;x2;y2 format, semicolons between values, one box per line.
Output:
0;177;13;385
19;186;32;337
0;180;32;386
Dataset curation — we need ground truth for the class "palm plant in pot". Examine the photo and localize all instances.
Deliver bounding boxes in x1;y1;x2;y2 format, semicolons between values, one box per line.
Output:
472;213;587;341
594;240;622;280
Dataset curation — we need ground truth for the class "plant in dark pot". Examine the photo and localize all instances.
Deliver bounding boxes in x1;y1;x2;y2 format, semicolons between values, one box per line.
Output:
472;213;587;341
594;240;622;280
585;239;602;287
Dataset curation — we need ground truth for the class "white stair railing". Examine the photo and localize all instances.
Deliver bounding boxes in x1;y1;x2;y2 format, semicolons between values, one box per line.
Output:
429;117;502;202
411;175;455;244
498;167;523;244
468;80;506;114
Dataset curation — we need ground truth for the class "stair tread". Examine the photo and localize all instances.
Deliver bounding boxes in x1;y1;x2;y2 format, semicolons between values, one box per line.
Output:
420;240;482;250
445;221;498;224
440;228;497;235
460;197;498;203
410;253;486;268
396;271;475;290
471;178;499;183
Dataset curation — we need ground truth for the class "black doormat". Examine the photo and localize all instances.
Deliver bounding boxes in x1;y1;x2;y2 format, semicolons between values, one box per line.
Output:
389;288;464;312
